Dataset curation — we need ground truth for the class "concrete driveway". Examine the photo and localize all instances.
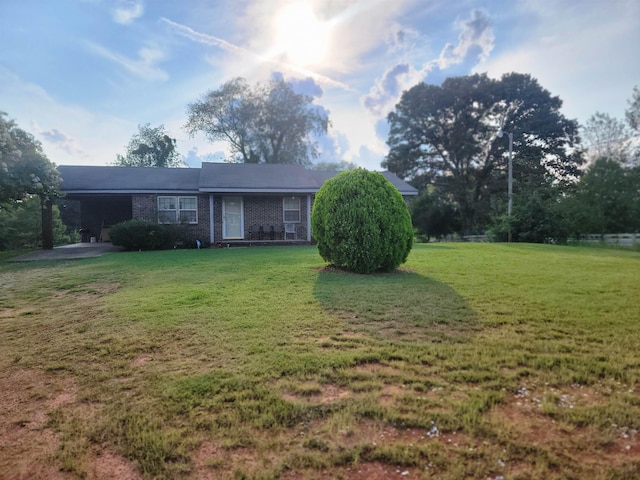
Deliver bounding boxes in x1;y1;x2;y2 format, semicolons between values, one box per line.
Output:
9;243;124;261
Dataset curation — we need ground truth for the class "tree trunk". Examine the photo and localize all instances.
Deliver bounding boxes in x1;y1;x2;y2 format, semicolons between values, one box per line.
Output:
41;197;54;250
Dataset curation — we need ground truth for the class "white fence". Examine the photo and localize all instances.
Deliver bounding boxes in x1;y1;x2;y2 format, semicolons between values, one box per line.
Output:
462;235;489;242
436;233;639;246
579;233;640;246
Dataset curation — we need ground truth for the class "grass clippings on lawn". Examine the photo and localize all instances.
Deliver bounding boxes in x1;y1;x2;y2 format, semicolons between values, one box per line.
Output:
0;243;639;479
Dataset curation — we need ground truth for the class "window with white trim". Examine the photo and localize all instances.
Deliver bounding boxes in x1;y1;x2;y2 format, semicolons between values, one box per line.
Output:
158;196;198;224
283;196;300;223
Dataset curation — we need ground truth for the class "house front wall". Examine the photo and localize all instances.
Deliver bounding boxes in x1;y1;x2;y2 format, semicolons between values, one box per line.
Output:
211;194;311;242
96;192;414;246
68;191;413;246
132;194;211;245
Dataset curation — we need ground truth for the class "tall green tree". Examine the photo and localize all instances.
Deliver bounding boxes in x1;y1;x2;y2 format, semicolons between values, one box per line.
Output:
184;78;259;163
185;77;329;166
562;158;639;236
582;112;632;165
625;85;640;165
626;86;640;133
491;182;569;243
411;187;460;241
383;73;583;233
1;112;60;204
0;196;73;250
114;123;182;167
0;112;61;249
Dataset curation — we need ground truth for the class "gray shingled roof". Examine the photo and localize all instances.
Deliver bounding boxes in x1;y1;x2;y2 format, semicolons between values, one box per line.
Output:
58;163;417;196
199;163;322;192
379;171;418;195
305;169;418;196
59;166;201;193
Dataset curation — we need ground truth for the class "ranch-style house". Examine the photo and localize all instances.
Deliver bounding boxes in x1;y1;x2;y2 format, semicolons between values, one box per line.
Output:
58;163;418;246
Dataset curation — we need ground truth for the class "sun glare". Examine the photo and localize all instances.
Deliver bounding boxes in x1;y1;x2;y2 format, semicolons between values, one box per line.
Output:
276;2;328;67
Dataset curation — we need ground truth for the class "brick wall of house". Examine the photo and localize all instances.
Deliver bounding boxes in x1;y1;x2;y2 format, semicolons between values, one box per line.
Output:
193;195;211;243
132;194;156;222
132;194;211;246
131;193;411;245
244;196;284;236
211;194;311;242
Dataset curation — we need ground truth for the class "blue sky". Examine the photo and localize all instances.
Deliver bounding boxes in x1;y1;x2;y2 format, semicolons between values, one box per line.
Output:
1;0;638;170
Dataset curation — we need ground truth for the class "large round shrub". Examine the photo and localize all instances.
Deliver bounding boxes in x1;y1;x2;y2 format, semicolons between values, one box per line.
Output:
311;169;413;274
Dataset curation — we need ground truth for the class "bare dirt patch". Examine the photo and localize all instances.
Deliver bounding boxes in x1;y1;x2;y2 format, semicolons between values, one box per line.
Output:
490;389;640;473
282;383;351;404
130;354;152;368
280;419;474;480
191;442;265;480
319;384;351;403
344;418;472;448
0;368;140;480
379;384;405;406
0;308;38;319
0;369;75;479
50;282;120;305
85;448;141;480
280;461;425;480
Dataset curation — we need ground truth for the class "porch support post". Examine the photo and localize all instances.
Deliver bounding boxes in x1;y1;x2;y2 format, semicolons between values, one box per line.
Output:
209;194;214;244
307;194;312;241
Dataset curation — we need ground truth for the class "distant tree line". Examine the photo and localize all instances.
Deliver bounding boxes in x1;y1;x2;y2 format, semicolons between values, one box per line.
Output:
383;75;640;242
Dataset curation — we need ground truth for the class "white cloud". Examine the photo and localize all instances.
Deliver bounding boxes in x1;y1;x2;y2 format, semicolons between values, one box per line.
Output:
438;10;494;69
161;17;249;58
314;0;417;75
182;147;224;168
85;42;168;82
320;90;388;168
385;23;421;55
316;128;350;164
362;64;417;118
362;9;495;120
351;145;386;171
32;124;89;159
112;0;144;25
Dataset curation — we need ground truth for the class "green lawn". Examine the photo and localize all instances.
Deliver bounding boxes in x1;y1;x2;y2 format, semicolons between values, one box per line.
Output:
1;244;639;479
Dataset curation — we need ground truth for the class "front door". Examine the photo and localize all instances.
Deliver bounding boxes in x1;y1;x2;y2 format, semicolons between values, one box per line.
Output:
223;197;243;239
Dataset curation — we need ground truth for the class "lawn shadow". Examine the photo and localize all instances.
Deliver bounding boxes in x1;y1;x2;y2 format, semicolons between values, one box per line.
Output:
313;266;479;343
